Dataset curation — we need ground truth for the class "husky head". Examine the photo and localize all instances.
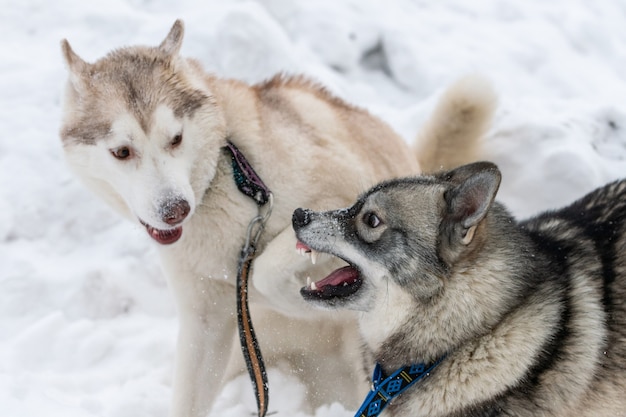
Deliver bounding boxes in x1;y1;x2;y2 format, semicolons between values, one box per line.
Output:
292;162;501;311
59;20;226;245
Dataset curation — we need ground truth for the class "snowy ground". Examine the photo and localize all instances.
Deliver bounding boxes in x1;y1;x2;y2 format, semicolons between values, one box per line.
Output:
2;1;626;416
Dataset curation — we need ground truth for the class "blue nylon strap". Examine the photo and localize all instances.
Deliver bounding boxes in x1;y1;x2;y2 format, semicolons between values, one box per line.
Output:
355;356;445;417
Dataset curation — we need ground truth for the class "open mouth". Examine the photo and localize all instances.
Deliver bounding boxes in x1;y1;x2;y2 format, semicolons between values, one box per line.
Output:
140;220;183;245
296;241;362;300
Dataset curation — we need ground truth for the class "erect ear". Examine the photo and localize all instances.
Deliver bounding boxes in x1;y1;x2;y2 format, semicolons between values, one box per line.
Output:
443;162;501;245
60;39;90;93
159;19;184;56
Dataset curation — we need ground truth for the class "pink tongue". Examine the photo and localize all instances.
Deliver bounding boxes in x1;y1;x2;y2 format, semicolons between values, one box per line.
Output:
316;266;359;288
296;241;311;251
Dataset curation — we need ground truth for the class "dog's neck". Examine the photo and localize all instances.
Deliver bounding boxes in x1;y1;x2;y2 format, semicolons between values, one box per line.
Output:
358;282;449;370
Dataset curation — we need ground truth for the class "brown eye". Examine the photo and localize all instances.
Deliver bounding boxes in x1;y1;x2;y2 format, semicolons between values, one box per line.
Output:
111;146;133;160
364;212;382;228
171;133;183;148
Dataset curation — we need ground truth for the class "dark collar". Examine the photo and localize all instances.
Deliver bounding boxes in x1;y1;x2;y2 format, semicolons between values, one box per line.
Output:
355;356;445;417
224;140;271;207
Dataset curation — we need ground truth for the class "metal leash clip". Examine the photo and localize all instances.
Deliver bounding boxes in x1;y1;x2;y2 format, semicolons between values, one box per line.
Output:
243;193;274;256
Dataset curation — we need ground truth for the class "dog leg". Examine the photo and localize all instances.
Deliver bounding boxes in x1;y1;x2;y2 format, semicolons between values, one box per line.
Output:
168;278;237;417
252;226;344;317
251;227;366;409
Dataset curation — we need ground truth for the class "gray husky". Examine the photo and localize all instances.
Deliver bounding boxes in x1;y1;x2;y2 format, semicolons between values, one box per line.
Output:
292;161;626;417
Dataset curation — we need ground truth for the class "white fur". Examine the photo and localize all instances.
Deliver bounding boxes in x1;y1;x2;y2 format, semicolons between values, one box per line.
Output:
60;20;496;417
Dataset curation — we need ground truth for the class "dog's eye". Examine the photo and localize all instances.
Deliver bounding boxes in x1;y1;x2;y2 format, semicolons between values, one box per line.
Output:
170;133;183;148
364;212;382;228
110;146;133;160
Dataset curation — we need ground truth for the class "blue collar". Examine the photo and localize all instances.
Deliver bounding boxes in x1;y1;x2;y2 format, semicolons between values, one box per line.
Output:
355;356;445;417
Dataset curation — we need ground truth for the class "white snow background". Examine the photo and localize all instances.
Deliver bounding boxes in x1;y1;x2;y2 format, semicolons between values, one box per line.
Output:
2;1;626;416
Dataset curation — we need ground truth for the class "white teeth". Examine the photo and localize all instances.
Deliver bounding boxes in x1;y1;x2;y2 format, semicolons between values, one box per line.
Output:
296;246;320;265
310;280;318;291
306;276;311;287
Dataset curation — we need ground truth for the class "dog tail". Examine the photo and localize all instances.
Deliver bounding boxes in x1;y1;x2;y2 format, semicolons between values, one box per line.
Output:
415;75;497;173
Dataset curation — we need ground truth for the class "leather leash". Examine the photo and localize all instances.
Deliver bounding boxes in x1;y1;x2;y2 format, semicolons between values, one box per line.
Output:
225;141;272;417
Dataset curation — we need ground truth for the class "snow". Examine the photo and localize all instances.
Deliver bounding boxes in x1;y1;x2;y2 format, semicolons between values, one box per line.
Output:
2;1;626;416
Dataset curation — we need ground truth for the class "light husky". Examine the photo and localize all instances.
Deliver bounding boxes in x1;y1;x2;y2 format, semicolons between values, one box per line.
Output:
59;20;496;416
293;161;626;416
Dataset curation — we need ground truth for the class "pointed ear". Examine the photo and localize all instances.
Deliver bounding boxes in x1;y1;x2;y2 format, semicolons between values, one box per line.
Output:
443;162;501;245
61;39;88;72
61;39;90;92
159;20;184;56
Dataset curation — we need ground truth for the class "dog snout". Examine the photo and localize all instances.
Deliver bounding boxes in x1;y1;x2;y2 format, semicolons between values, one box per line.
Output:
161;198;191;226
292;208;312;229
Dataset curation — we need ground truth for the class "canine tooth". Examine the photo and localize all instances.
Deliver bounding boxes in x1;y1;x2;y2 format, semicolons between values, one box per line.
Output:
310;250;318;265
310;280;318;291
306;276;311;287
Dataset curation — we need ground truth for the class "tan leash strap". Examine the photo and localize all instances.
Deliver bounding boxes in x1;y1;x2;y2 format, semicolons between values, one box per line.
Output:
237;243;269;417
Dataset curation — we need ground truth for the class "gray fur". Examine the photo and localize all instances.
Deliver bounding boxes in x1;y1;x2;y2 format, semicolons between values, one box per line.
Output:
293;162;626;416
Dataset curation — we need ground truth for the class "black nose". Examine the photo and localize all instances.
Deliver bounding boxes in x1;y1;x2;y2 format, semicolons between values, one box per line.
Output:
161;198;191;226
292;208;311;229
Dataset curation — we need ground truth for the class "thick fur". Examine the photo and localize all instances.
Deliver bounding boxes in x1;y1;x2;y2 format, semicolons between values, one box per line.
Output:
293;162;626;416
415;76;496;172
59;20;496;416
